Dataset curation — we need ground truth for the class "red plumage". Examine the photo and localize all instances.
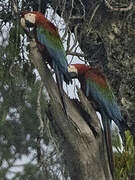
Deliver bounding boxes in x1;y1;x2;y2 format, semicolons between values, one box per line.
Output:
22;11;59;37
72;64;108;90
85;68;107;88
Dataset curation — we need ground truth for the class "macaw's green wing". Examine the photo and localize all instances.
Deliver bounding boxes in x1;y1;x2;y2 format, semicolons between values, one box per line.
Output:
85;68;115;178
36;25;70;116
85;70;122;126
36;25;71;83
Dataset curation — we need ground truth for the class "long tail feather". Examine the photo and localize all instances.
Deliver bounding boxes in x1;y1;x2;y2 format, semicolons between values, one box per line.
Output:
53;62;67;116
102;113;114;179
106;123;114;179
56;73;67;117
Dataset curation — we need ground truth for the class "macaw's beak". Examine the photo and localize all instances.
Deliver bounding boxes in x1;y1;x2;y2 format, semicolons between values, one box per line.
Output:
21;17;35;28
25;20;35;28
68;72;78;79
20;18;35;39
68;66;78;79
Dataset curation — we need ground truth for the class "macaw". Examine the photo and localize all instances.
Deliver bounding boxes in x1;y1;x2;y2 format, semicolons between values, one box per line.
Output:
21;11;72;116
68;64;122;178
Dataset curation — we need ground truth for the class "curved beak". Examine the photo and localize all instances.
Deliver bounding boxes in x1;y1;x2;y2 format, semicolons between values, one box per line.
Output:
21;17;35;29
68;65;78;78
20;18;34;39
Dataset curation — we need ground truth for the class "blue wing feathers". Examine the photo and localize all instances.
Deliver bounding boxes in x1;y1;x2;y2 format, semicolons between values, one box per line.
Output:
36;27;69;115
37;28;70;80
86;80;122;125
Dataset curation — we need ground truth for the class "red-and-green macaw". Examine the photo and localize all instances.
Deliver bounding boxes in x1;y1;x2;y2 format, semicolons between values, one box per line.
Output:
68;64;122;178
21;11;72;116
21;11;71;115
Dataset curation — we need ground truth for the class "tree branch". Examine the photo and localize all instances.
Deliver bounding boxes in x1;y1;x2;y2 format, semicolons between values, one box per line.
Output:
37;81;44;136
28;38;113;180
104;0;133;11
77;87;101;134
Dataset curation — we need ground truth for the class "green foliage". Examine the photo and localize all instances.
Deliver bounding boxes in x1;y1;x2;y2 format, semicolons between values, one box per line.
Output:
113;130;135;180
0;2;65;179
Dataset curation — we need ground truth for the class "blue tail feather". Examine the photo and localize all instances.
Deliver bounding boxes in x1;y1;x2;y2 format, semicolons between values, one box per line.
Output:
54;63;67;116
102;112;114;179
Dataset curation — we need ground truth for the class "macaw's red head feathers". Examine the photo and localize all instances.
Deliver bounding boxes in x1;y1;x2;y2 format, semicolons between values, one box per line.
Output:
85;67;108;88
21;11;45;27
68;64;90;75
68;64;108;88
21;11;58;36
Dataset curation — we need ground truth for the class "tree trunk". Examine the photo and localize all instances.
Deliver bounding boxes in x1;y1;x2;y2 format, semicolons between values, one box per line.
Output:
28;39;113;179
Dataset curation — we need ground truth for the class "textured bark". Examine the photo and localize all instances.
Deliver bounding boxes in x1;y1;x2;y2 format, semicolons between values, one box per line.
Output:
50;0;135;140
29;39;113;179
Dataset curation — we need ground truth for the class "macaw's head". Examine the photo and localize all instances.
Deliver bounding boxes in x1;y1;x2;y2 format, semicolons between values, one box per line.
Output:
21;11;45;28
68;64;90;78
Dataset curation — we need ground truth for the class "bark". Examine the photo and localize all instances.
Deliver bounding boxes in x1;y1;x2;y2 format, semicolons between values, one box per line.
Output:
28;39;113;179
50;0;135;140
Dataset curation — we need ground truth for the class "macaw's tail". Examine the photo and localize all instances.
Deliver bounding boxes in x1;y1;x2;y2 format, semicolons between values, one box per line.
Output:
55;67;68;117
102;112;114;180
